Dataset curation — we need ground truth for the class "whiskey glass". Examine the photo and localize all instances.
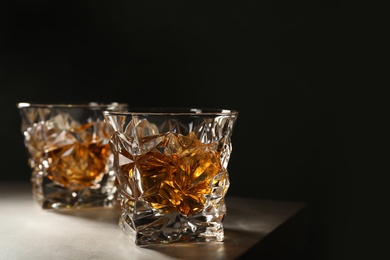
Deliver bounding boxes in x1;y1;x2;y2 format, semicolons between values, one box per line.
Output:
103;108;238;245
17;102;128;209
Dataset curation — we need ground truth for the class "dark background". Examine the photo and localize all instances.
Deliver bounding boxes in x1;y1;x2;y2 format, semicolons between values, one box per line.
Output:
0;1;365;259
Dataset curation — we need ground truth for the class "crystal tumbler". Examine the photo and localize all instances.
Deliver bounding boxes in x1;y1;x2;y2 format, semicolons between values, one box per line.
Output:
17;102;128;209
103;108;238;245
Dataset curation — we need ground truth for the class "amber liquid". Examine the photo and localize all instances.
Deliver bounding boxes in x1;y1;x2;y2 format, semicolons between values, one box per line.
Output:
42;122;111;189
119;132;222;216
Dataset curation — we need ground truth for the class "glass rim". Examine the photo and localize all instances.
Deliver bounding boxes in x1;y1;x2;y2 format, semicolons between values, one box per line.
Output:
103;107;239;116
17;102;128;109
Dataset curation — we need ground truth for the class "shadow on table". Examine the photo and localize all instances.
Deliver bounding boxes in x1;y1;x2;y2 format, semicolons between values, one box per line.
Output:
140;228;266;260
51;207;121;225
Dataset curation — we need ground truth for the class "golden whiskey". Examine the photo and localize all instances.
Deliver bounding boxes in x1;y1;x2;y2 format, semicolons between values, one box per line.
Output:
119;132;223;216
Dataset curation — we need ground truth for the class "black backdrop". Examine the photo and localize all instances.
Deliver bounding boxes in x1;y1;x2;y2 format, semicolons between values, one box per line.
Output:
1;1;360;259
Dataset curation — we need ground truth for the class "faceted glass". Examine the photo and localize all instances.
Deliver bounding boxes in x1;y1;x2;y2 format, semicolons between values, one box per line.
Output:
103;108;238;245
17;102;128;209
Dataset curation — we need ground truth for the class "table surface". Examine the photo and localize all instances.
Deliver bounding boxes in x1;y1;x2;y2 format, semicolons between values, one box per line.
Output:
0;182;308;260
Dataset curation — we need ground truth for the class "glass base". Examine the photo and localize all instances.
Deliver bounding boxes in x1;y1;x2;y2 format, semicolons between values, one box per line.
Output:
31;173;117;210
119;197;226;246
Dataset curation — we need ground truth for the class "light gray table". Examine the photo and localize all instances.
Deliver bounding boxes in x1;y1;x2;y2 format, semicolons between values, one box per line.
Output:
0;182;308;260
